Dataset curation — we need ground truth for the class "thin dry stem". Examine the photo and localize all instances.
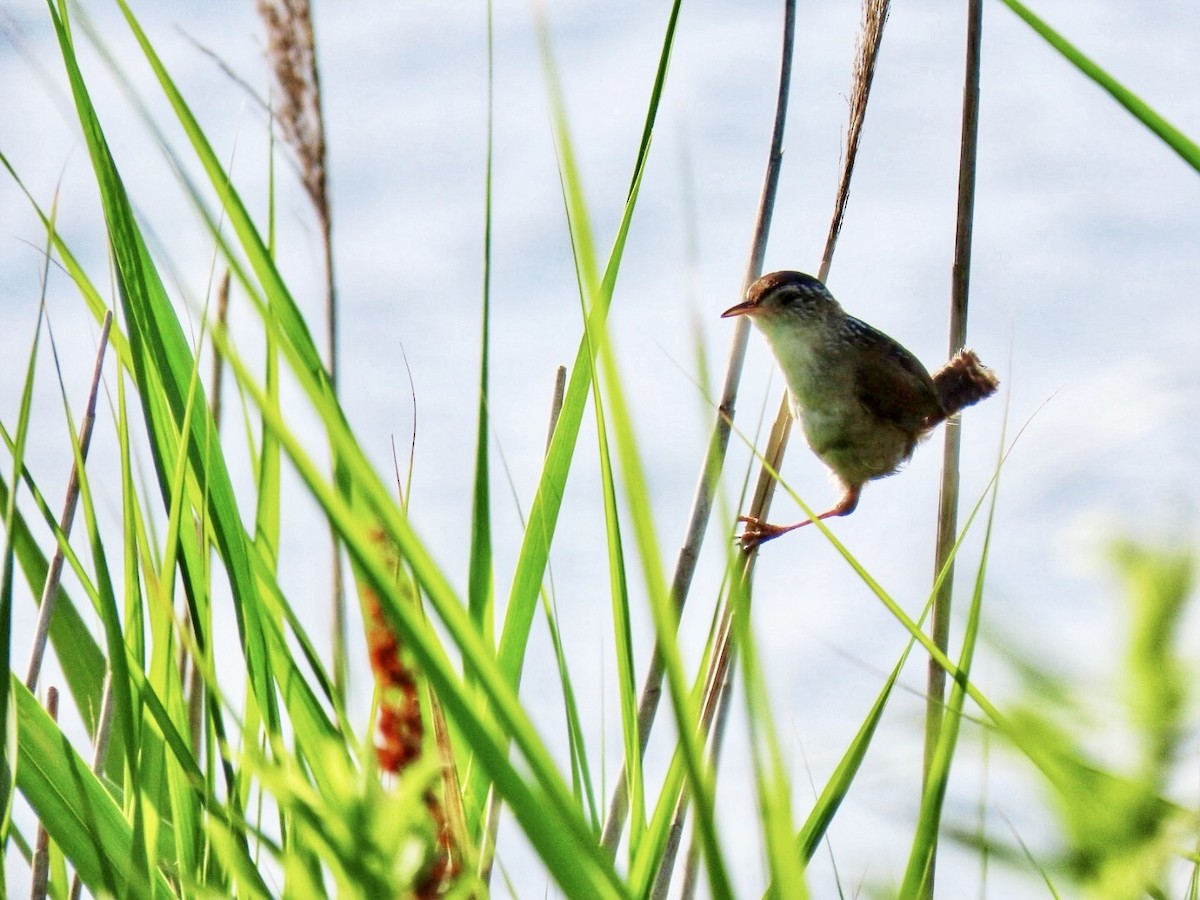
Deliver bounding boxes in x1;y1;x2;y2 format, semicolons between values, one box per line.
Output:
820;0;892;277
179;266;232;767
255;0;345;702
183;269;231;757
545;365;567;455
922;0;985;893
743;0;892;564
598;0;798;858
653;582;740;898
676;0;893;888
677;652;737;900
30;686;58;900
25;311;112;692
69;671;114;900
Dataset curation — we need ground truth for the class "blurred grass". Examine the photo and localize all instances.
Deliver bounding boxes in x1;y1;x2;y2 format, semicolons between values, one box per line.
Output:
0;1;1196;898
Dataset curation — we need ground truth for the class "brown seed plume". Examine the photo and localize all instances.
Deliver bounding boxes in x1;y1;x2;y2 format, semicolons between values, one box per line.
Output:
256;0;328;221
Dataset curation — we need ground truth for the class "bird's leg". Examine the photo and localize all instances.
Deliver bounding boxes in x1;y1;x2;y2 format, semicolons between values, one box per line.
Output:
737;484;862;550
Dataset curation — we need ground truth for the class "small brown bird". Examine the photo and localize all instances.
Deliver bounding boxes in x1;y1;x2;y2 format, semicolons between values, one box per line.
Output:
723;271;998;549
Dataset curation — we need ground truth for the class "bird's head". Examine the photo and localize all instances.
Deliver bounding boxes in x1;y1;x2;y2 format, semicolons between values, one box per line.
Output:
721;271;841;336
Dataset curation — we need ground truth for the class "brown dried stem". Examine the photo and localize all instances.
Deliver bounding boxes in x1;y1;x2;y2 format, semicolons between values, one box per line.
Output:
672;1;892;895
30;686;58;900
69;672;114;900
598;0;798;859
25;311;112;692
921;0;984;893
181;270;231;759
255;0;345;701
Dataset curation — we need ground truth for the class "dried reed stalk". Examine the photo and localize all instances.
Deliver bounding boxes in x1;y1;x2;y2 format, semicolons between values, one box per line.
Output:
256;0;346;700
25;311;112;692
819;0;891;277
30;687;58;900
921;0;985;893
598;0;798;861
257;0;329;228
671;1;892;896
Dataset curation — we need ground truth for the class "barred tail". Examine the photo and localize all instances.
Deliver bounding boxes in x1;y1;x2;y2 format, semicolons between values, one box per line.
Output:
933;349;999;416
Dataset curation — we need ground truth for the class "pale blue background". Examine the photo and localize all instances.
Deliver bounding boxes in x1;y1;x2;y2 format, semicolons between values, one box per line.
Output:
1;0;1198;895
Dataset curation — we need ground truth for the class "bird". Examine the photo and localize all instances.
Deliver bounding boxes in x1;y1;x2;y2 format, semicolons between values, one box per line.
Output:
723;270;998;550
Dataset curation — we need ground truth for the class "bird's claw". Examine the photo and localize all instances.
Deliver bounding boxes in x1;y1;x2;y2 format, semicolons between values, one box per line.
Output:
735;515;781;551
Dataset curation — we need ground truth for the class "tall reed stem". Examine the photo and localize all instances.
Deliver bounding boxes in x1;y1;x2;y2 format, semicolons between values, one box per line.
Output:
673;2;891;894
922;0;984;893
599;0;797;857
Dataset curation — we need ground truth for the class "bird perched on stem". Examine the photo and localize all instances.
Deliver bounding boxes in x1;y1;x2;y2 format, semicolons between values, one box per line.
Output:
724;270;998;550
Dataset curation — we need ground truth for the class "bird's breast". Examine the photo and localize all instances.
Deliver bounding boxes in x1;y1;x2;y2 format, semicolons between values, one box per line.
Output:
784;366;918;487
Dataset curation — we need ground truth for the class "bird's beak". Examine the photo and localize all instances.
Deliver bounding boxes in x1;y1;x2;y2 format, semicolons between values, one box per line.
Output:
721;299;759;318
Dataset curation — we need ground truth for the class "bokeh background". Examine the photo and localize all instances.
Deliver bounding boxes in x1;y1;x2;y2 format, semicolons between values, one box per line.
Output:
2;0;1198;894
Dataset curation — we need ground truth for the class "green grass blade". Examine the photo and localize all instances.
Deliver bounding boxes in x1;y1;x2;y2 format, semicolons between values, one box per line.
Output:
538;53;645;843
209;320;627;897
477;0;681;846
793;650;905;865
626;612;725;895
48;0;283;750
539;593;601;829
597;352;731;898
586;349;645;850
13;678;175;899
998;0;1200;171
0;299;45;863
780;432;1001;870
729;572;807;897
901;487;999;894
468;0;496;647
491;0;679;719
253;136;283;578
0;448;105;737
788;521;981;870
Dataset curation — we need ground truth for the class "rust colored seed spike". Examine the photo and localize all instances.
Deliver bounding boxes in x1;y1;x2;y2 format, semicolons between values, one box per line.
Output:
723;270;998;549
361;526;460;892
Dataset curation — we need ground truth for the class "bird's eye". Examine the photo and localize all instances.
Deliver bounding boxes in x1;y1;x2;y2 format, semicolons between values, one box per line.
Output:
777;288;804;307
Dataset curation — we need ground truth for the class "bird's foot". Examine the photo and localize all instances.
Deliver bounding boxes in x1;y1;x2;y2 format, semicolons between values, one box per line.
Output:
735;515;810;551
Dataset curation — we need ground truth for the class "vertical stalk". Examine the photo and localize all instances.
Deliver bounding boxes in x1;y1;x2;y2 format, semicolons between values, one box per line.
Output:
922;0;984;893
255;0;342;701
25;312;112;692
30;686;58;900
599;0;796;856
672;0;891;892
68;672;114;900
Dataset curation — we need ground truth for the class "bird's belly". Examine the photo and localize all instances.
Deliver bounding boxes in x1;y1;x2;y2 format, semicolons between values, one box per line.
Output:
793;399;915;486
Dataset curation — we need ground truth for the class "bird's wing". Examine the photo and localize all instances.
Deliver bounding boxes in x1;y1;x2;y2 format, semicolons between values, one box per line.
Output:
849;323;942;431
